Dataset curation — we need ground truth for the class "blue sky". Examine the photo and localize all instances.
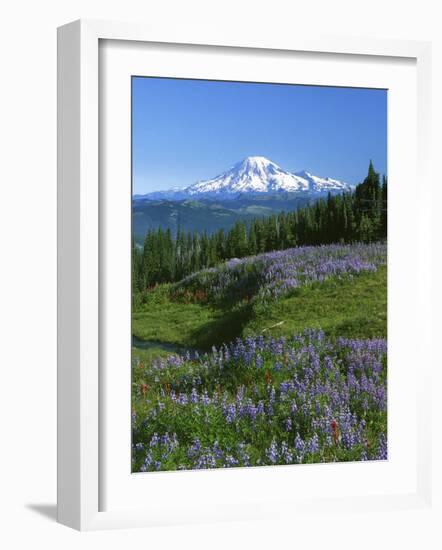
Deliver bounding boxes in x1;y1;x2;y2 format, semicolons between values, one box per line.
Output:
132;77;387;195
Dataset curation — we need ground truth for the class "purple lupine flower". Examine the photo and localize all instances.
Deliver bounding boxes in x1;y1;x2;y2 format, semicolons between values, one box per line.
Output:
190;388;199;404
150;433;159;447
376;434;388;460
225;403;236;424
266;439;279;464
306;433;319;454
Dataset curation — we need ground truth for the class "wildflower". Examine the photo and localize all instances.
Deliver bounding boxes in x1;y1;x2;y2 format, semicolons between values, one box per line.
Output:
331;419;340;445
266;439;279;464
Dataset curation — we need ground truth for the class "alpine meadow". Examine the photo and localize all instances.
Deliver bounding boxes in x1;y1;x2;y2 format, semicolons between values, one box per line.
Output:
131;77;387;472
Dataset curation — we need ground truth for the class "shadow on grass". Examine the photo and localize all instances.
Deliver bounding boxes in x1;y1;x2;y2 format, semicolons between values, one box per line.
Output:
190;303;255;350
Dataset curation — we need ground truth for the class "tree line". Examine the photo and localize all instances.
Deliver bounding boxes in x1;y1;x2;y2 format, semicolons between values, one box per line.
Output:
133;161;387;292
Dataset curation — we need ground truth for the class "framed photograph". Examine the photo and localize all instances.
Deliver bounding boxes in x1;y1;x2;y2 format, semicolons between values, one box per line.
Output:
57;19;434;530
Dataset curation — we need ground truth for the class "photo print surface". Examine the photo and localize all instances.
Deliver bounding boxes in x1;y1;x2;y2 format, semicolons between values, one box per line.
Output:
131;77;387;472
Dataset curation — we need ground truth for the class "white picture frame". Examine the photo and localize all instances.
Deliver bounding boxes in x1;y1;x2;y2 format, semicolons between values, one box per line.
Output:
57;19;435;531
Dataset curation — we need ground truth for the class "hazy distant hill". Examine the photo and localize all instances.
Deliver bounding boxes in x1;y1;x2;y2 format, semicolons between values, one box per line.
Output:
132;195;315;243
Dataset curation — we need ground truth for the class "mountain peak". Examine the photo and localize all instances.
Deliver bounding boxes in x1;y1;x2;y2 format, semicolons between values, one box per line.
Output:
238;156;277;167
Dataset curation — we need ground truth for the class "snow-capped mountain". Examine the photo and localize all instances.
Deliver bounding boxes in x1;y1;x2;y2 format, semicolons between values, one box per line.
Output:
187;157;352;196
187;156;310;195
135;156;352;201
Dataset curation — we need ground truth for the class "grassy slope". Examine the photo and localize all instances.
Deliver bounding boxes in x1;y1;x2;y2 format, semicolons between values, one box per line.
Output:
132;266;386;356
246;266;387;340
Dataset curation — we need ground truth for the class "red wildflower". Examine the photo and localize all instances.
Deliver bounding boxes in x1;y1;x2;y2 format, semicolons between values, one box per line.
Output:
331;419;339;444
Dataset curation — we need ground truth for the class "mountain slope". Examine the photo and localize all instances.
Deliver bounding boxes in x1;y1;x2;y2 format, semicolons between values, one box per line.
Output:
293;170;351;194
